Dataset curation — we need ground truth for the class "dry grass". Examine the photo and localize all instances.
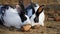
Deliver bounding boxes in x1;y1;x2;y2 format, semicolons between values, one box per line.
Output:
0;21;60;34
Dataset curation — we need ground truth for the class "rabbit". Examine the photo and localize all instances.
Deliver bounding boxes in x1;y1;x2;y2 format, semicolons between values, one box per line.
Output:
26;3;45;27
0;4;31;29
16;1;32;31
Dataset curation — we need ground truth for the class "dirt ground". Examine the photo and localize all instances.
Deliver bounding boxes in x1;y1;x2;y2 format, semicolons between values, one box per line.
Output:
0;21;60;34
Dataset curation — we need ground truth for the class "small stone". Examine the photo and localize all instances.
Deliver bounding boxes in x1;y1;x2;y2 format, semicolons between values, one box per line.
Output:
54;16;60;21
21;24;31;31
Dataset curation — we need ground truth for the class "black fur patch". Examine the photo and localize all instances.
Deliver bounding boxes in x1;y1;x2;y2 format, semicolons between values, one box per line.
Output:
1;5;15;10
2;5;9;9
31;5;35;15
0;19;3;25
34;17;39;23
19;10;27;22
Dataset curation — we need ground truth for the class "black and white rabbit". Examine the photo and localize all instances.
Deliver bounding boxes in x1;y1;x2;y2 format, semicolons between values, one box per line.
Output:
26;3;45;26
18;1;31;26
1;4;31;29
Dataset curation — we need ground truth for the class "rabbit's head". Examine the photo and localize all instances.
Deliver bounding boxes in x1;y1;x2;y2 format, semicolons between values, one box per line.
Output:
30;5;45;26
18;1;31;31
18;1;31;25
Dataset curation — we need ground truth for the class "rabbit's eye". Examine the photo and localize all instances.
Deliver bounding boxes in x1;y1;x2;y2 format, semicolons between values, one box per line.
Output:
20;15;27;23
34;17;39;23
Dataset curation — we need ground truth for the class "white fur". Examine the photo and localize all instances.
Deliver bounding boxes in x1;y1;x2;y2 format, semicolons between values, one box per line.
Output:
34;4;39;12
3;7;22;28
27;9;32;17
39;10;45;26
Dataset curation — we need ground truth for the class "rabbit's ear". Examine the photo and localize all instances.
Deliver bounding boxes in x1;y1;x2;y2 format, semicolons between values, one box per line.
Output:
18;0;27;22
37;5;44;13
35;5;44;17
30;3;35;14
19;0;27;14
19;0;25;10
